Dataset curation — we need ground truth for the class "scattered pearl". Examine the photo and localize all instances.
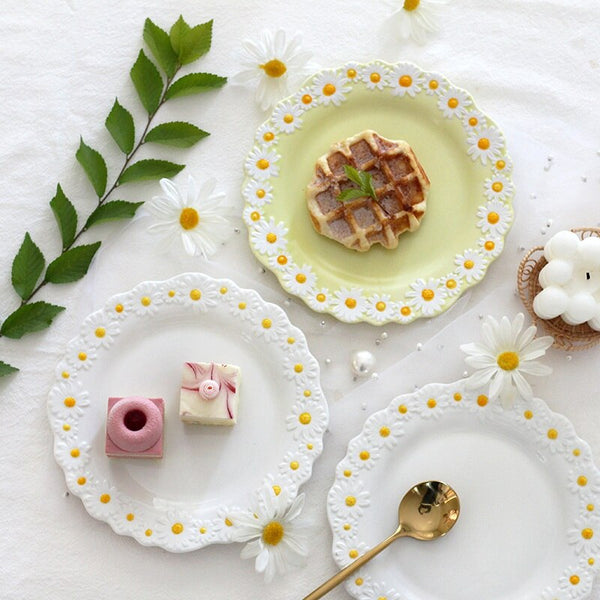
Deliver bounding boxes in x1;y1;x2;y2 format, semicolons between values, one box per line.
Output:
234;227;240;234
361;402;367;411
463;371;469;378
320;320;326;328
64;491;70;497
416;343;423;351
284;299;291;307
370;372;379;380
566;355;572;361
546;219;553;227
541;228;547;235
350;350;376;377
324;358;332;365
381;332;388;340
375;338;381;346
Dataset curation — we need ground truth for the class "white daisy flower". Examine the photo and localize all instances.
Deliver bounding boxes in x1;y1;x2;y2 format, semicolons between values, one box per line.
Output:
492;155;513;176
232;485;308;583
253;306;289;342
363;410;403;448
406;278;447;316
231;29;312;111
558;564;592;599
454;250;487;283
328;478;371;521
282;350;319;386
48;380;90;421
365;294;395;323
285;401;328;441
424;72;447;96
440;275;463;297
460;313;554;409
330;515;359;542
478;234;505;258
331;288;367;322
462;109;487;131
414;393;446;419
156;512;201;550
145;176;231;259
437;87;472;119
255;122;278;147
104;294;129;320
280;450;313;484
362;64;390;91
227;290;262;322
346;572;373;597
272;101;304;134
180;282;219;313
243;179;274;207
243;205;265;228
50;414;78;441
389;63;424;97
347;443;381;471
568;469;600;496
64;343;97;372
333;540;370;568
282;264;317;296
212;508;238;542
250;218;288;256
293;86;317;111
305;288;331;312
568;518;600;555
343;62;362;83
128;285;164;317
245;147;280;180
395;302;416;323
477;200;513;236
312;70;351;106
386;0;450;45
368;582;402;600
54;440;91;472
83;481;121;521
81;312;119;350
483;175;514;203
467;125;505;165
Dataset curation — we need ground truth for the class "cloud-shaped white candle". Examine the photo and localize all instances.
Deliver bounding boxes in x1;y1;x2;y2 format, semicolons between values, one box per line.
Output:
533;230;600;330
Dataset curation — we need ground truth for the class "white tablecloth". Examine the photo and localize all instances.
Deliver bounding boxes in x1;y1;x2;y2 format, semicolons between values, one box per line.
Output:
1;1;600;598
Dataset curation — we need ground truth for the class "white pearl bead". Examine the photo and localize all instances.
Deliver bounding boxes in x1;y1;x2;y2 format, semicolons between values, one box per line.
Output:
350;350;376;377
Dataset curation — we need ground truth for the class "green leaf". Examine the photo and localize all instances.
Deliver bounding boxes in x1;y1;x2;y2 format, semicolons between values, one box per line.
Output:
105;99;135;154
341;165;377;201
337;188;366;202
44;242;101;284
85;200;143;228
11;233;45;301
49;184;77;249
76;138;108;197
130;49;163;114
118;159;184;184
343;165;364;187
143;18;178;78
0;302;65;339
361;171;378;201
0;360;19;377
165;72;227;100
169;15;191;57
179;20;213;65
145;121;209;148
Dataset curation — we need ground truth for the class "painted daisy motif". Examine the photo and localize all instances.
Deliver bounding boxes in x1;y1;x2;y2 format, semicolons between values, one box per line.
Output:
477;200;513;236
81;312;119;350
333;540;370;568
243;204;264;228
492;155;513;176
250;218;288;256
365;294;395;323
460;313;553;409
462;109;487;131
557;564;591;598
396;302;416;323
49;381;90;420
305;288;331;312
129;286;163;317
478;234;504;258
181;283;219;313
389;63;424;97
424;72;447;96
406;278;447;316
343;62;362;83
64;343;97;372
282;264;317;296
54;440;91;471
362;64;390;91
368;582;402;600
285;401;327;441
363;410;403;448
483;174;514;203
438;87;472;119
156;512;200;550
232;485;308;583
243;178;274;207
255;122;278;146
272;100;304;134
245;147;280;180
454;250;487;283
568;517;600;555
467;125;505;165
312;70;351;106
347;442;381;471
281;449;313;483
440;275;463;297
330;515;359;541
232;29;312;111
145;176;231;259
386;0;450;45
83;481;121;520
253;307;290;342
282;349;319;385
331;288;367;322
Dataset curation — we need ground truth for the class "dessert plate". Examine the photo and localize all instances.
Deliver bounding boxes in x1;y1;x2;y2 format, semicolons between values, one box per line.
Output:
328;380;600;600
243;61;514;325
48;273;328;552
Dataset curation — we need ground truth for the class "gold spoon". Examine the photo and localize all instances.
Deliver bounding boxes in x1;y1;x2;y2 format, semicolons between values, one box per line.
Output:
303;480;460;600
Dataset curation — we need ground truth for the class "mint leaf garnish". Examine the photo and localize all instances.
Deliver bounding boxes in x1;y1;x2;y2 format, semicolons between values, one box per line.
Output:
337;165;378;202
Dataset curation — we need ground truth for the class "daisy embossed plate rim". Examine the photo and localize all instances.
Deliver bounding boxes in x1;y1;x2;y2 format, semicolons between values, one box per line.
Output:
242;60;514;325
48;273;328;552
327;379;600;600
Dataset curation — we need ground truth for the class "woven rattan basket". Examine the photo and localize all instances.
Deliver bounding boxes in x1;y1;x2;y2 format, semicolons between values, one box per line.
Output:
517;227;600;351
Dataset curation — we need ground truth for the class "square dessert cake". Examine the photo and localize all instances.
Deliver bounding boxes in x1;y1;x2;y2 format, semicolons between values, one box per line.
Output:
179;361;241;425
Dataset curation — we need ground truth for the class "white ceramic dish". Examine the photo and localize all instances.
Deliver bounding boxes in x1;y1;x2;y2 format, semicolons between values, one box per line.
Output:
328;380;600;599
48;273;328;552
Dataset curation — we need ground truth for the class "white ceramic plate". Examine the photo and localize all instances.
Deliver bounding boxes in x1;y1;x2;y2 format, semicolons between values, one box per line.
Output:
328;380;600;600
243;61;514;325
48;273;328;552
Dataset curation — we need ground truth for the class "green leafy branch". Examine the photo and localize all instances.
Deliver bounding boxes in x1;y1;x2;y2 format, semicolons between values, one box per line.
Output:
0;16;227;377
337;165;378;202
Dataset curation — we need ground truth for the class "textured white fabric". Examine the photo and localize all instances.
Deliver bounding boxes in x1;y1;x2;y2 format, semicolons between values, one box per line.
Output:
1;1;599;598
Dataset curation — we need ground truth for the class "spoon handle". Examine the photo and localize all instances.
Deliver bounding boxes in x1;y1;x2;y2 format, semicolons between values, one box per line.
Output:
302;530;402;600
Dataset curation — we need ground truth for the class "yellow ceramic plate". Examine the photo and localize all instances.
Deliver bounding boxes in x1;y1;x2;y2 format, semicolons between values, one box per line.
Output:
242;61;514;325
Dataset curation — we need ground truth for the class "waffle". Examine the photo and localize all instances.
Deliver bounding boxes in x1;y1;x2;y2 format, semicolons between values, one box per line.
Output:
306;130;429;251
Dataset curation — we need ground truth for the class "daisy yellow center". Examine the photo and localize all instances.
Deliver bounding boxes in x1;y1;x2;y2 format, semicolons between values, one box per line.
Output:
478;138;491;150
179;207;199;230
323;83;336;96
399;75;412;87
464;260;474;269
403;0;420;10
262;521;284;546
260;59;287;78
497;351;519;371
345;298;357;309
421;288;434;301
487;211;500;224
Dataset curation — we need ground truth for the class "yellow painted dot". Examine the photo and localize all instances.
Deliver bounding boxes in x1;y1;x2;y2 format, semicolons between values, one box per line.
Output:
290;461;299;470
61;371;70;379
582;528;594;540
294;364;304;373
573;448;581;457
421;288;434;301
256;158;270;170
399;75;412;87
189;289;201;301
62;424;71;431
398;404;408;414
427;398;437;409
220;287;227;295
250;211;260;221
225;518;233;527
578;476;588;487
570;575;580;586
277;255;288;265
70;448;80;458
168;290;176;297
589;558;595;565
283;113;294;124
478;138;491;150
375;301;386;312
238;302;246;310
349;549;359;559
200;527;207;534
355;578;364;586
100;494;111;504
323;83;336;96
347;68;357;78
145;529;152;537
464;259;475;270
304;390;311;397
345;496;356;507
345;297;357;309
344;470;352;477
171;523;184;535
125;513;134;522
299;412;312;425
266;232;277;243
400;305;411;316
287;337;295;344
316;293;326;302
141;296;151;307
447;97;459;109
477;395;488;407
370;72;381;84
492;181;504;192
524;410;533;420
272;485;281;496
484;241;496;251
547;428;558;440
307;443;314;450
115;304;124;313
487;211;500;224
446;279;457;289
379;426;390;437
95;327;105;338
343;523;351;531
296;273;307;284
496;159;506;170
359;450;370;461
256;188;266;199
454;393;462;402
588;504;595;511
77;477;86;486
263;132;275;142
468;116;479;126
429;79;439;90
78;352;87;361
262;318;272;329
64;397;76;408
302;94;313;104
